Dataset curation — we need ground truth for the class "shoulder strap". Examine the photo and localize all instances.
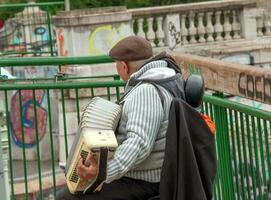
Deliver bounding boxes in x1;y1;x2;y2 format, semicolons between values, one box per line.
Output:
117;81;165;108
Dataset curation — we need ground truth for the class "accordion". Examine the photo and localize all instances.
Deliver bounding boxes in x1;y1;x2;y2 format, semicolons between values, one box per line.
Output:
65;97;122;194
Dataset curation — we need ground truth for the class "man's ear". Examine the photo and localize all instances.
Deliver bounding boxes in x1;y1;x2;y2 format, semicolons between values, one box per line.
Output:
121;61;129;74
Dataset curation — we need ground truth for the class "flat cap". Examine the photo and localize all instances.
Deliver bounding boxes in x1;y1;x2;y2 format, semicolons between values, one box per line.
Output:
109;36;153;61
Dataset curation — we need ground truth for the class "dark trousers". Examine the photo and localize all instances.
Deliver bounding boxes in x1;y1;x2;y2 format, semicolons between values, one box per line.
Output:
56;177;159;200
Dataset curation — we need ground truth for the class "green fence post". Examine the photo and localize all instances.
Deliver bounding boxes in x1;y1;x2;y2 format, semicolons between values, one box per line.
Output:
0;126;10;200
213;92;235;200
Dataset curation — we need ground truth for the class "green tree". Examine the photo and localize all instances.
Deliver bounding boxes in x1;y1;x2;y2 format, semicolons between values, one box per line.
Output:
0;0;213;20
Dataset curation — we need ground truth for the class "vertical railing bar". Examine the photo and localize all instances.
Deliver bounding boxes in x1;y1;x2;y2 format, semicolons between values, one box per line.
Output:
107;87;111;101
234;110;245;198
213;185;217;199
38;5;44;55
204;102;209;115
210;103;214;122
32;89;43;200
116;86;120;101
251;116;263;200
46;89;57;197
246;114;257;200
218;108;231;199
21;13;27;54
91;88;95;98
223;108;235;200
215;106;223;197
229;109;241;199
46;6;54;56
18;90;29;199
256;117;268;200
215;150;222;200
32;6;38;54
26;4;32;53
215;106;227;199
113;62;120;101
61;89;69;159
240;112;252;200
75;88;80;124
4;90;15;199
201;101;205;113
263;120;271;195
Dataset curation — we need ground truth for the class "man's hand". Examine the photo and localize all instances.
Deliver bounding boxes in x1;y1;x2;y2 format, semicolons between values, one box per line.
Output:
77;153;98;181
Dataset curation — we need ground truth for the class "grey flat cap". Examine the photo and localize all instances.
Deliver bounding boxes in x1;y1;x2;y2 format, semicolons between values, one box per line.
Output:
109;36;153;61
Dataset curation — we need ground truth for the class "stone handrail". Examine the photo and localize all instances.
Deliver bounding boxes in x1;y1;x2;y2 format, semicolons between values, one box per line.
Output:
130;0;271;49
171;52;271;105
130;0;256;16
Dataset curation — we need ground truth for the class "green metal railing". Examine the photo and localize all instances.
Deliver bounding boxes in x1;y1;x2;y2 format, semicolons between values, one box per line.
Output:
203;95;271;200
0;79;125;200
0;2;64;57
0;56;270;199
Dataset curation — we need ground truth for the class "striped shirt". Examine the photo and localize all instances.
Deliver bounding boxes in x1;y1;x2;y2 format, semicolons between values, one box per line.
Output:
106;60;174;183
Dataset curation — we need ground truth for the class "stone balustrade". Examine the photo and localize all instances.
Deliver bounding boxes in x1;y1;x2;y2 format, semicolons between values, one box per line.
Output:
53;0;271;58
130;0;270;49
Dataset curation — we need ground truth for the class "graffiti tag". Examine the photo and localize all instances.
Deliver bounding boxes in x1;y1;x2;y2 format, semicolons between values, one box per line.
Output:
238;72;271;103
168;21;181;50
10;90;47;148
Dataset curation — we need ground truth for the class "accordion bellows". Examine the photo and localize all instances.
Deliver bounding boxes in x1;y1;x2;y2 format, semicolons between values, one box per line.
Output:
65;97;122;194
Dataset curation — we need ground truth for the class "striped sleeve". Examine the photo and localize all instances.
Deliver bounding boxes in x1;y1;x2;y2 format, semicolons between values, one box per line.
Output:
105;84;164;183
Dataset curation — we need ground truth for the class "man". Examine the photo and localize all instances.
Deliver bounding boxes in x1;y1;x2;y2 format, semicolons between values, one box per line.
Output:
57;36;181;200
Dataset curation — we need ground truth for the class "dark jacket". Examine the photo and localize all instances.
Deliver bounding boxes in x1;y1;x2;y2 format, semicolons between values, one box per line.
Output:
160;98;216;200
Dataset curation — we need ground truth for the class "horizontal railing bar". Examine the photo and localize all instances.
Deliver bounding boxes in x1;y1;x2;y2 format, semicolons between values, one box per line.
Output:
0;56;114;67
0;51;57;56
0;2;64;9
0;75;120;82
0;80;125;90
204;95;271;121
130;0;256;16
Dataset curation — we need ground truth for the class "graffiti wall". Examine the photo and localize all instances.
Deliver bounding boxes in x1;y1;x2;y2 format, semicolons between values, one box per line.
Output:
88;24;130;56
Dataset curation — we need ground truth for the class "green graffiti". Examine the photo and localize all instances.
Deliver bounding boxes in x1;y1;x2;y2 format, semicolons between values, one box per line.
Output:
188;63;202;75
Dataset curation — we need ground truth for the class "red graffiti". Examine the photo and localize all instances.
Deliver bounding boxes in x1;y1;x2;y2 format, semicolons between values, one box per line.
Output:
10;90;47;147
0;19;4;30
58;28;68;56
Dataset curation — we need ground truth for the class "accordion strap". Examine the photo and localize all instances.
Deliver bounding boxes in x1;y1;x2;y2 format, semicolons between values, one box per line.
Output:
84;148;109;194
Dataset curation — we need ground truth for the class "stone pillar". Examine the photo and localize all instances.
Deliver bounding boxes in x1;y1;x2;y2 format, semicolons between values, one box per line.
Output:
239;8;264;39
53;7;132;58
163;14;181;50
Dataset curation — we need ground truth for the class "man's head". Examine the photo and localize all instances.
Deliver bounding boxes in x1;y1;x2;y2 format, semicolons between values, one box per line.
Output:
109;36;153;82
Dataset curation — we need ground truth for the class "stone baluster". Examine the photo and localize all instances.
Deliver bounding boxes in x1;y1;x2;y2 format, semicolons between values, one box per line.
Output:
232;10;241;39
156;16;165;47
181;14;188;44
136;18;146;38
146;17;156;47
214;11;223;41
197;12;206;43
188;12;197;44
206;12;214;42
256;16;264;36
223;10;232;40
132;19;136;35
264;21;271;36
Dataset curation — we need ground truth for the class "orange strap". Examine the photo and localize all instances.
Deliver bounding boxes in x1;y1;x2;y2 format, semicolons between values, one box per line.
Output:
201;114;216;135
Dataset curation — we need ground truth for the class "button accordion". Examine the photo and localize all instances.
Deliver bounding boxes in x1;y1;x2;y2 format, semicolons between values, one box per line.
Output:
65;97;121;194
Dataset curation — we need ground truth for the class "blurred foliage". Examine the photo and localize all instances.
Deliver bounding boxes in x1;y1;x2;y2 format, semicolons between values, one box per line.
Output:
71;0;211;9
0;0;212;20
